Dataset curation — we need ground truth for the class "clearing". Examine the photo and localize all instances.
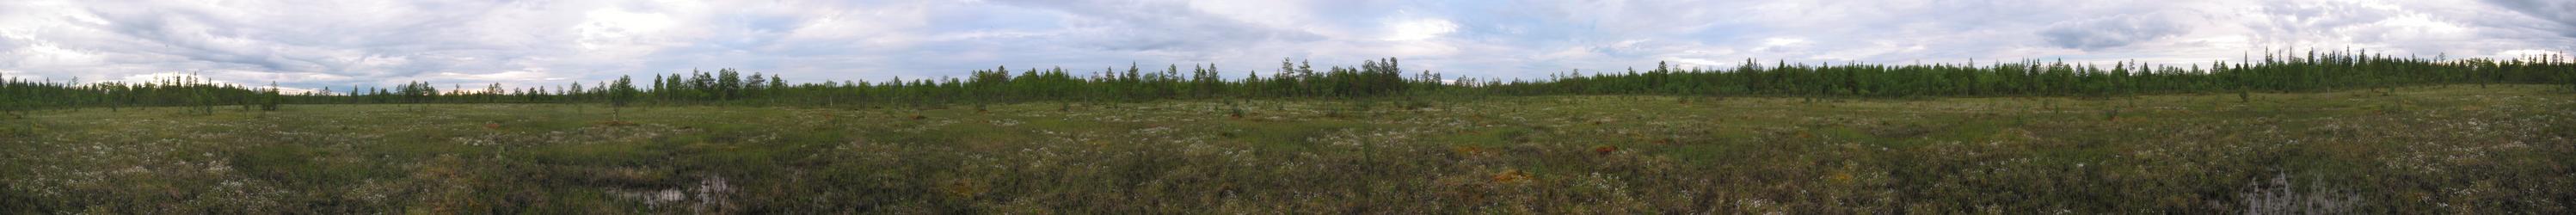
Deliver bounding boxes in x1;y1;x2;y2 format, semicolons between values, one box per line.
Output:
3;84;2571;213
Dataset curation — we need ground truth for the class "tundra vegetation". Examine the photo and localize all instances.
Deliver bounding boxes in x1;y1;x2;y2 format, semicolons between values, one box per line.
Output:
1;51;2573;213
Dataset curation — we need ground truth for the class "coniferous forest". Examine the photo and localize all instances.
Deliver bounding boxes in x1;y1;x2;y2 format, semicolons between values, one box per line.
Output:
3;52;2573;114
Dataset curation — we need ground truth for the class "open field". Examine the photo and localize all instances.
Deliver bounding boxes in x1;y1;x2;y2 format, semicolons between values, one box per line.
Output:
3;84;2571;213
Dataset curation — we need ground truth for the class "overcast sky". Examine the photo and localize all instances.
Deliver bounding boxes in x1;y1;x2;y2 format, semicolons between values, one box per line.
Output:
3;0;2571;93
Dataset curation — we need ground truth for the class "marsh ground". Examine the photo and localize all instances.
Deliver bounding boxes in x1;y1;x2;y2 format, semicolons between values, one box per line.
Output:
3;84;2571;213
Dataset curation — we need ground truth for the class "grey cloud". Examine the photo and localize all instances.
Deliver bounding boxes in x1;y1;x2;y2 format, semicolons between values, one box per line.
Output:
0;35;28;58
52;1;558;82
2039;14;2188;51
2481;0;2576;37
987;0;1321;57
76;9;292;71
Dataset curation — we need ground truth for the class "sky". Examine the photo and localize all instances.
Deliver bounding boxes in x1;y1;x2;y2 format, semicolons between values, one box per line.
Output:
2;0;2571;94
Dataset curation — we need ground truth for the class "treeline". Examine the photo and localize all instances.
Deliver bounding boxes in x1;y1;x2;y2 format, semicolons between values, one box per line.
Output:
0;74;282;117
763;58;1429;107
332;58;1429;108
2;52;2573;114
1484;51;2575;98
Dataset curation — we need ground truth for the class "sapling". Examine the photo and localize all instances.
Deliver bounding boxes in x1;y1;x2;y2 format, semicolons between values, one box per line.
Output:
260;81;280;112
608;75;638;123
2239;89;2251;103
1227;99;1246;119
2103;106;2120;121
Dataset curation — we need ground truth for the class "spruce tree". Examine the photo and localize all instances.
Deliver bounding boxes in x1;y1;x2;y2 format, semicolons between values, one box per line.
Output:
261;81;281;112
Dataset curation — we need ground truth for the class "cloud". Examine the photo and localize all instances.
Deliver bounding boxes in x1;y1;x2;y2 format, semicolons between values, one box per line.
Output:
2482;0;2576;30
2041;14;2190;51
0;0;2569;91
1383;18;1459;41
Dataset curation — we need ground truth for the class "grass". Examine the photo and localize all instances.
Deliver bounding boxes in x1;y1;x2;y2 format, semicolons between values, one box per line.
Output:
2;84;2571;213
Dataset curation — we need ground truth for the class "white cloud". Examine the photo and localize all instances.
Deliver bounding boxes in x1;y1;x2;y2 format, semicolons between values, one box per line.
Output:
438;70;557;82
575;9;679;51
0;0;2566;90
1756;37;1811;53
1383;18;1457;41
